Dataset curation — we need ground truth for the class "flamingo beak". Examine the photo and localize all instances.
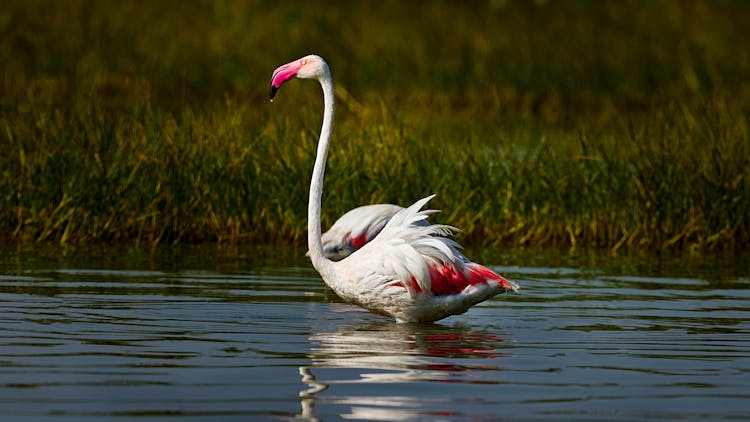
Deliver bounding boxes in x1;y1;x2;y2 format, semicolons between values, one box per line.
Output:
269;62;301;100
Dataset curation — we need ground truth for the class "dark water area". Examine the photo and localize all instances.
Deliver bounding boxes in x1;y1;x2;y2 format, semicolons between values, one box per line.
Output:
0;244;748;421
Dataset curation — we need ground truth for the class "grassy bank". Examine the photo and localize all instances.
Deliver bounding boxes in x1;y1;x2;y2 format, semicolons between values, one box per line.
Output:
1;0;749;251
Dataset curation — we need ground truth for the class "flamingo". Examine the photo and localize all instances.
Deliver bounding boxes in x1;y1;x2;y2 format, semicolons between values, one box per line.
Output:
316;203;429;260
270;54;519;323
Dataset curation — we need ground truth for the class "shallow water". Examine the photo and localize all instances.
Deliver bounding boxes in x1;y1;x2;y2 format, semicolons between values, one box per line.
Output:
0;245;748;421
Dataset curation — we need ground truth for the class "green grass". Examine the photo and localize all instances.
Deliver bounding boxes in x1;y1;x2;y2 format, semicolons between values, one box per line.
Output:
1;0;749;251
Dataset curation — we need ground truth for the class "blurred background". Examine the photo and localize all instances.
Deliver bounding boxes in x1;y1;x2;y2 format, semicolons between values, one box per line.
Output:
5;0;748;116
1;0;748;250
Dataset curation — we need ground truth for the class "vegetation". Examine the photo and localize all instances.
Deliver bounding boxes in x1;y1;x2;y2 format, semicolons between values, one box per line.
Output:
1;0;748;251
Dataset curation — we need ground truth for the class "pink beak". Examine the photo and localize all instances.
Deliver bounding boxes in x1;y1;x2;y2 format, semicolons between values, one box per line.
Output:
269;61;302;99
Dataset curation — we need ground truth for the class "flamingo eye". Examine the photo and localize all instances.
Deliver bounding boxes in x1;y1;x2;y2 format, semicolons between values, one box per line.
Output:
301;59;307;65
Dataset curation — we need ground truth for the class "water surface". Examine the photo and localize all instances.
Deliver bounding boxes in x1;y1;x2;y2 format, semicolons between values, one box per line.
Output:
1;245;748;421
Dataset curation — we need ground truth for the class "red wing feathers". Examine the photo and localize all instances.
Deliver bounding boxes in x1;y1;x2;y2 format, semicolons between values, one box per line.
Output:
394;262;515;297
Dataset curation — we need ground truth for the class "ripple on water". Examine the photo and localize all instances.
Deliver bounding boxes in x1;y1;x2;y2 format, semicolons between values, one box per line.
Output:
0;248;748;420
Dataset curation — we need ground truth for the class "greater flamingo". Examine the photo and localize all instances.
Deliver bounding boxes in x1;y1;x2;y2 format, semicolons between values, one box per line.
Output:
270;54;518;323
316;203;428;260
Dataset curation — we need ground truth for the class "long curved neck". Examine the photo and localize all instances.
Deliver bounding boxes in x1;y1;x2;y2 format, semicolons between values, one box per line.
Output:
308;69;335;276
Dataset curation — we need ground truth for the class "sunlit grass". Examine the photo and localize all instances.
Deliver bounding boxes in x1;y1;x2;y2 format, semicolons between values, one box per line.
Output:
1;0;748;251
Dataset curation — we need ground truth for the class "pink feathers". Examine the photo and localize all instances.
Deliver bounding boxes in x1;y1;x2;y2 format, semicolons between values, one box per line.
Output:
351;232;369;250
398;262;516;296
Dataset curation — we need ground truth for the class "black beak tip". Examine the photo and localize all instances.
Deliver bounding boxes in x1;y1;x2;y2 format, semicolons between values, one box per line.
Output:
269;84;278;100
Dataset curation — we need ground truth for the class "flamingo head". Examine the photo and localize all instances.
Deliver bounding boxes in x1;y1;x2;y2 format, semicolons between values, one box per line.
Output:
270;54;329;100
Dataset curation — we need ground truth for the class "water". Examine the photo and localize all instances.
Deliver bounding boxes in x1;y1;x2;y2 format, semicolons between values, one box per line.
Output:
0;244;748;421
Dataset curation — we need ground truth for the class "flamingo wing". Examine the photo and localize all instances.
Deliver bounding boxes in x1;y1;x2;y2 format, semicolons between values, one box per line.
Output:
319;203;432;260
321;204;402;260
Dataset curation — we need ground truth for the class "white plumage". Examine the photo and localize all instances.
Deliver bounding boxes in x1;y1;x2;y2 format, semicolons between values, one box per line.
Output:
270;54;519;323
318;204;406;260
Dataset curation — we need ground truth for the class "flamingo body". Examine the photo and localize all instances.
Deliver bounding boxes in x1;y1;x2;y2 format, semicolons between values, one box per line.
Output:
326;196;518;322
270;54;519;323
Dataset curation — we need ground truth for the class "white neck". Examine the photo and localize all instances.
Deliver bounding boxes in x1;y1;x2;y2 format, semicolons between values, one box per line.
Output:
308;68;335;277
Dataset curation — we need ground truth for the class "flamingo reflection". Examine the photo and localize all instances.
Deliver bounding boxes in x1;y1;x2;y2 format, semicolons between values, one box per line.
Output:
298;321;511;420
